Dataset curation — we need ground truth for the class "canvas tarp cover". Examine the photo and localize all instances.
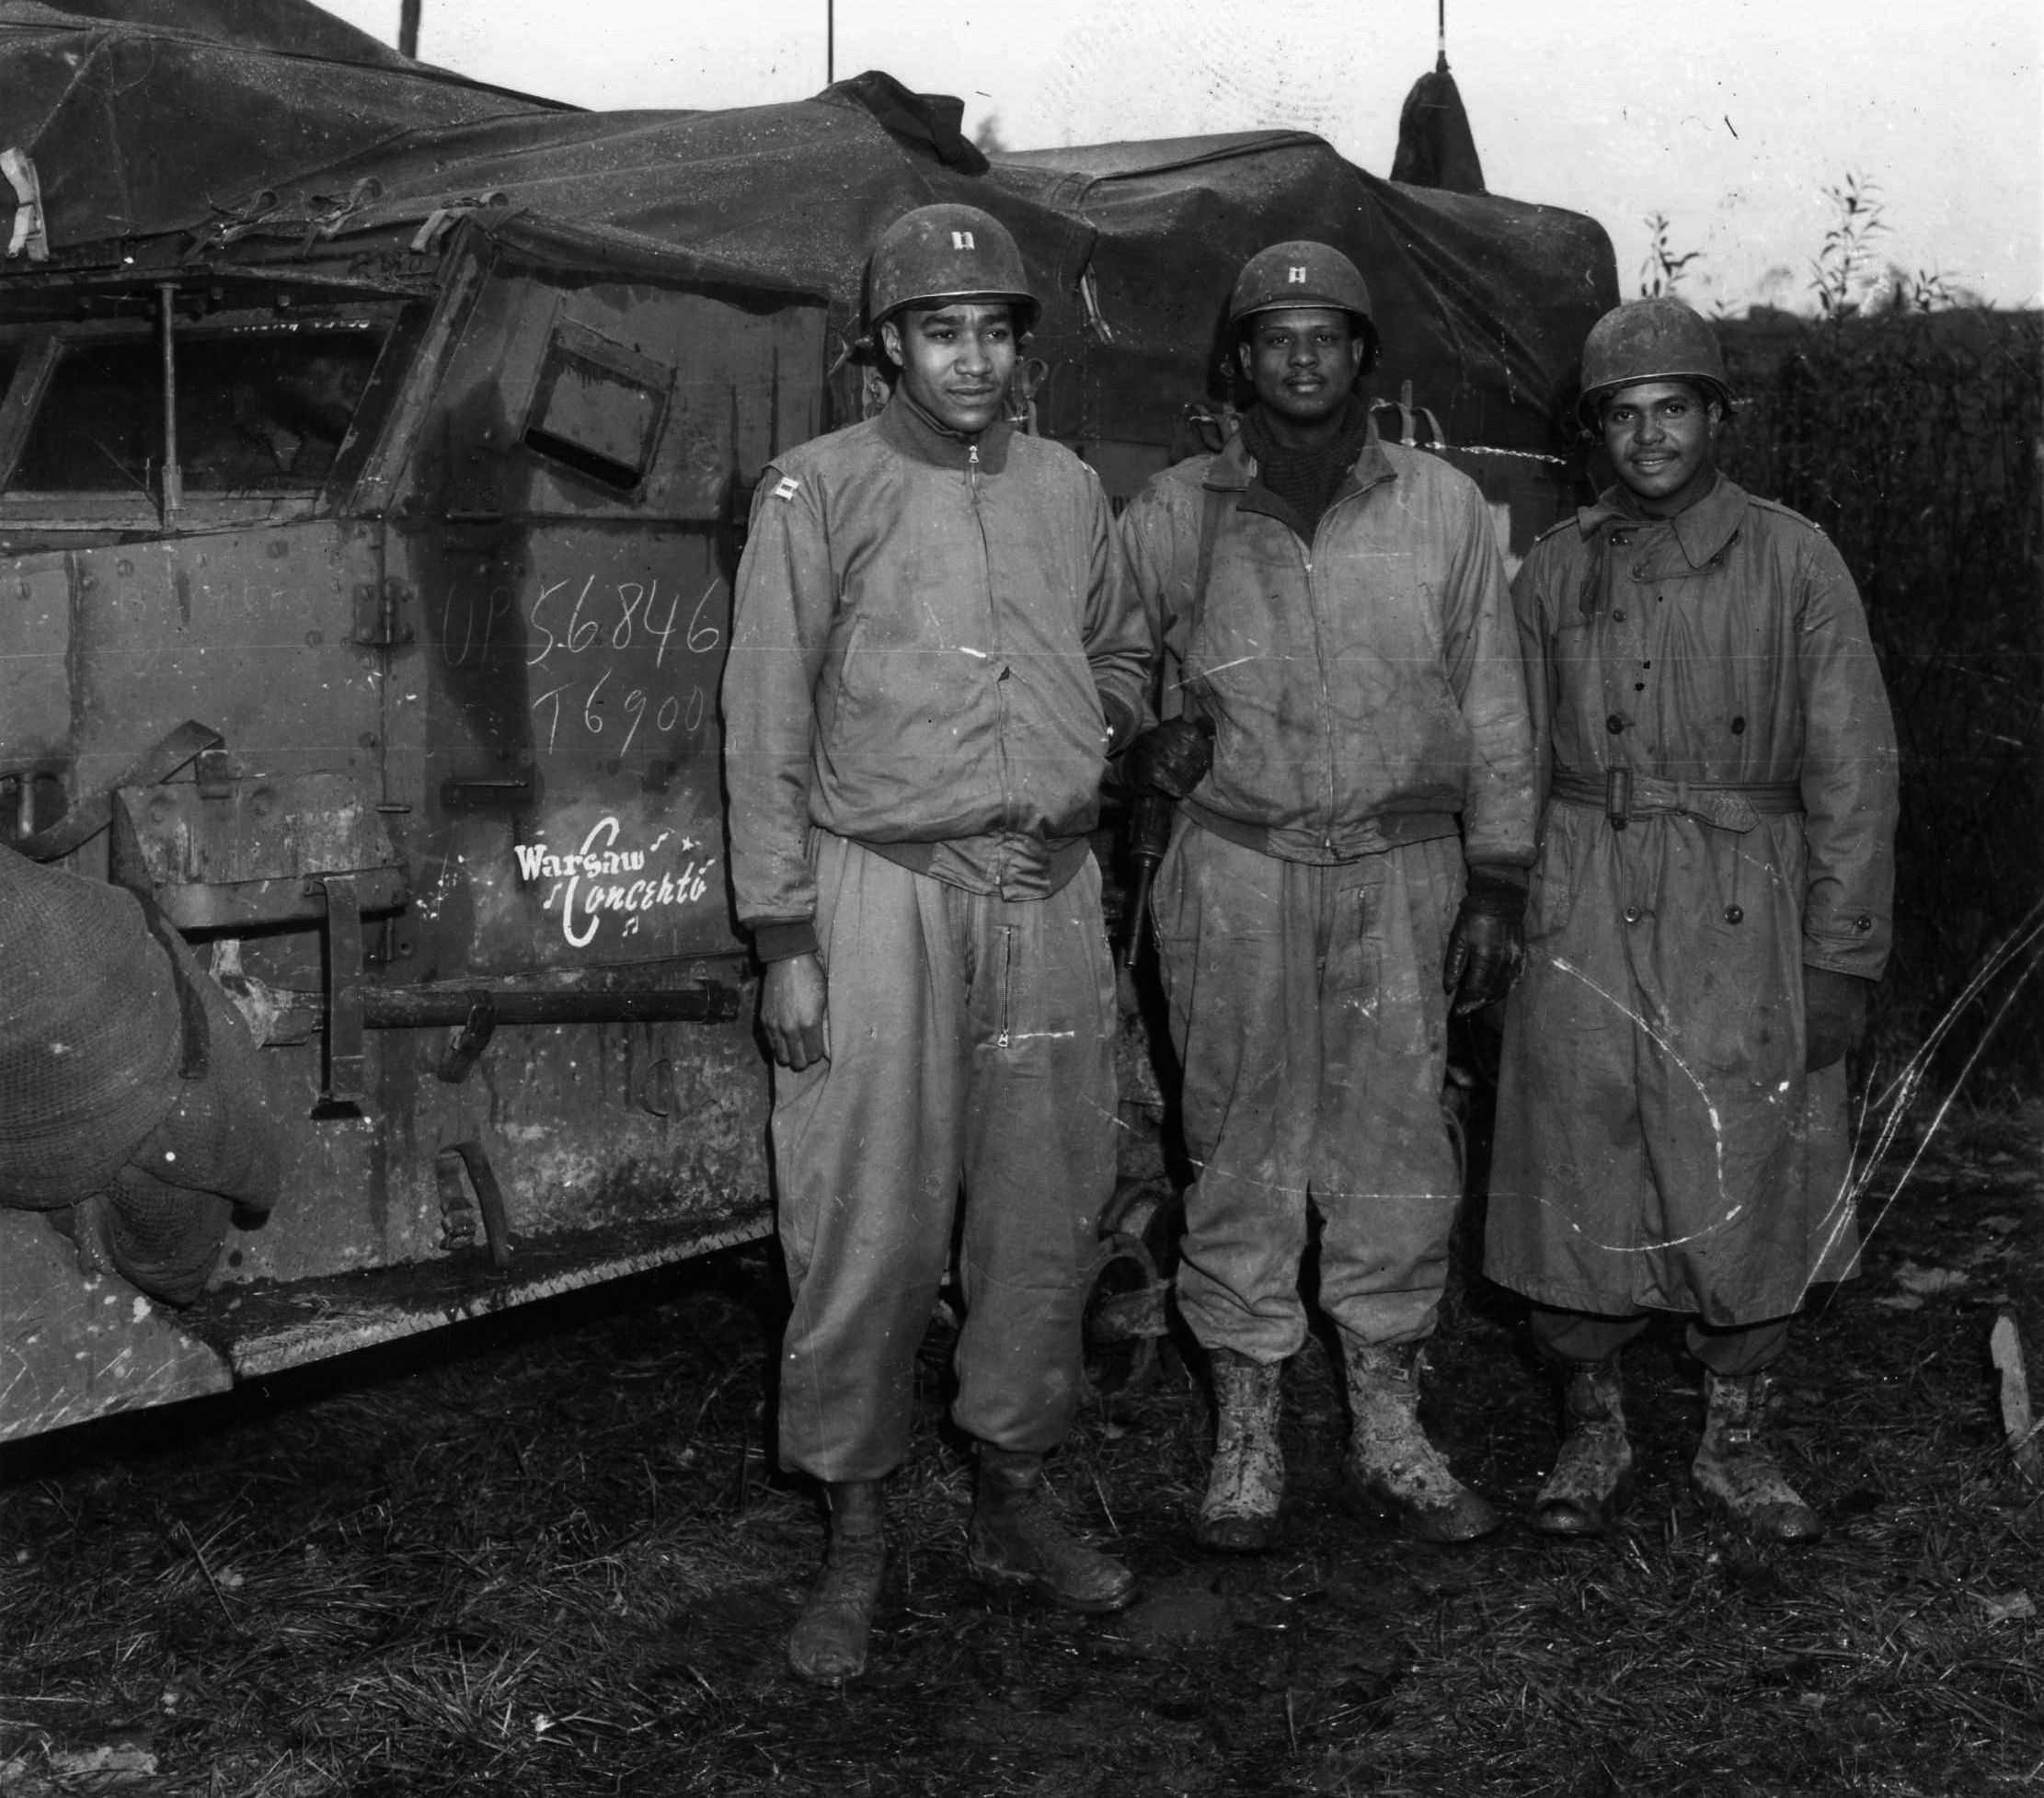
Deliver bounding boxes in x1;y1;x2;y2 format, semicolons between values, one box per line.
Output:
0;0;556;257
993;136;1613;451
1;2;1616;449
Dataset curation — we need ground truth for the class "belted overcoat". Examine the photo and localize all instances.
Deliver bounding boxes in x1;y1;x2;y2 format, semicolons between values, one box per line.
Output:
1487;474;1900;1323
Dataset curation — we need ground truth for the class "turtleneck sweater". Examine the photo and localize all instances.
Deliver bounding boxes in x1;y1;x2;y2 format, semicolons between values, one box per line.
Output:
1238;395;1372;539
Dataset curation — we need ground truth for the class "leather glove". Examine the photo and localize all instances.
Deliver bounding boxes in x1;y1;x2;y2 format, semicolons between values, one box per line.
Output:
1122;716;1215;800
1803;967;1871;1073
1443;871;1528;1017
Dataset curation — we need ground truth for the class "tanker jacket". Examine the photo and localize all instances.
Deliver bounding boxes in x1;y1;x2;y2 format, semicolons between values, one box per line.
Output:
1119;426;1536;870
722;395;1149;959
1486;473;1900;1323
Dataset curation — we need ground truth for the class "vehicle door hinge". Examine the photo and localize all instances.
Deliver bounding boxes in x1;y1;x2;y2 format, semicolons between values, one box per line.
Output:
351;576;414;647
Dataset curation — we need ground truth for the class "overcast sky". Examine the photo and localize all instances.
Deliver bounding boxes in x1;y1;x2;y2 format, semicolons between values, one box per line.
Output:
323;0;2043;312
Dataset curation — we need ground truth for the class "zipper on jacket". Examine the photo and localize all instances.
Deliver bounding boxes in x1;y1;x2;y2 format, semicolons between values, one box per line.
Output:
1294;533;1338;853
1298;479;1392;854
993;923;1015;1048
965;435;1016;837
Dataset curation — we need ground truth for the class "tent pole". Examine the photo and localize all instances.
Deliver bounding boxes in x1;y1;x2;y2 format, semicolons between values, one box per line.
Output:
827;0;834;85
400;0;420;60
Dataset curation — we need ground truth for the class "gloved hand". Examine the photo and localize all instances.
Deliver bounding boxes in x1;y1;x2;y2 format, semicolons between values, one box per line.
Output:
1803;967;1871;1072
1443;871;1528;1017
1121;716;1215;800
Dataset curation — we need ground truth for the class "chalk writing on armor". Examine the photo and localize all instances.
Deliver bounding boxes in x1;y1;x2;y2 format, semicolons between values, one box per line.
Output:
515;815;716;949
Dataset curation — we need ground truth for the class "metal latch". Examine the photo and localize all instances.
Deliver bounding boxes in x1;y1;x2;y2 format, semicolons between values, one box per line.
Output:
196;747;234;803
437;994;498;1083
310;874;366;1118
435;1140;513;1271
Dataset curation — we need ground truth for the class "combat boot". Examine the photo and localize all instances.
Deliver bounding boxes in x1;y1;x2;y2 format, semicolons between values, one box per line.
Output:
1341;1339;1501;1543
967;1445;1137;1613
1692;1370;1822;1542
1531;1357;1633;1537
1194;1349;1285;1553
787;1480;887;1686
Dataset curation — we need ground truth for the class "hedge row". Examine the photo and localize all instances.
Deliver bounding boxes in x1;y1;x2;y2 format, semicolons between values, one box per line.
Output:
1717;308;2043;1096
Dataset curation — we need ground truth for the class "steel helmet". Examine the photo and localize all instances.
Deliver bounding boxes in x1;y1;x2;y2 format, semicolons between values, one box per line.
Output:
1227;240;1378;369
866;203;1039;336
1577;297;1730;428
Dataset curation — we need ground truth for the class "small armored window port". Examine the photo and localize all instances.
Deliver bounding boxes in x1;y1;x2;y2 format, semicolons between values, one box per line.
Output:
521;315;672;494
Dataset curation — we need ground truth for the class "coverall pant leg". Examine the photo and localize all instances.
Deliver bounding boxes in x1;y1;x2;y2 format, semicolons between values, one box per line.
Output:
1528;1304;1791;1378
773;834;1118;1483
1157;823;1464;1363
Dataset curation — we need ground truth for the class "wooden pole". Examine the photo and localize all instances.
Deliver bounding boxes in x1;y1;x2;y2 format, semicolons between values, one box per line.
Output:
400;0;421;60
158;284;181;526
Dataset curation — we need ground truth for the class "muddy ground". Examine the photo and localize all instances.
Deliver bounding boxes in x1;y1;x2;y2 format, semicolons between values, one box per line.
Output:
3;1103;2040;1796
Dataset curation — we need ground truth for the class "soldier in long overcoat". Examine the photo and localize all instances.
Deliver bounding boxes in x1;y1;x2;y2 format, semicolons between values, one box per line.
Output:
1487;297;1899;1542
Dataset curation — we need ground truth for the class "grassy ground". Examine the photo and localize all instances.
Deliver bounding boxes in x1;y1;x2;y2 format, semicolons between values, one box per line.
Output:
2;1103;2038;1797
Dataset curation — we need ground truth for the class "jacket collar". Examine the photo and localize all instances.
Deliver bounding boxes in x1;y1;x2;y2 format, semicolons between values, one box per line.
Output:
1202;414;1397;508
878;388;1015;473
1576;471;1746;567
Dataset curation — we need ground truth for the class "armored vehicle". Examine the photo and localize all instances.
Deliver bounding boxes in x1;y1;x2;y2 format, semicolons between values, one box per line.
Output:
0;1;1615;1442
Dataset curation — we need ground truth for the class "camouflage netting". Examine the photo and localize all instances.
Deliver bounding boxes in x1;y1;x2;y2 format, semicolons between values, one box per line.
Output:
0;845;184;1201
0;847;281;1303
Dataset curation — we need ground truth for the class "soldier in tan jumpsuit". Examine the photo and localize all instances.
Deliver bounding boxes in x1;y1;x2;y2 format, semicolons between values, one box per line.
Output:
723;205;1148;1683
1120;243;1536;1552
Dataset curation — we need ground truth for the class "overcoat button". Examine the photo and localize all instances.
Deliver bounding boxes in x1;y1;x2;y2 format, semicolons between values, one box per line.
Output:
1855;915;1874;932
1725;905;1743;924
1605;714;1624;734
1731;716;1746;735
1624;906;1640;923
1613;610;1626;622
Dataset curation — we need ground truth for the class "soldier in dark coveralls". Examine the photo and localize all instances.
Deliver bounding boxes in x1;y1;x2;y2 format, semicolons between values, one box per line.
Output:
721;204;1149;1684
1119;242;1537;1554
1487;297;1900;1542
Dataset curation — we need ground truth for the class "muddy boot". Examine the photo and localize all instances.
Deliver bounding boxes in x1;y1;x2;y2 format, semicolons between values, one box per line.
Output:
1341;1340;1501;1543
1692;1371;1822;1543
1532;1357;1633;1538
787;1480;887;1686
967;1445;1137;1614
1194;1349;1285;1553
